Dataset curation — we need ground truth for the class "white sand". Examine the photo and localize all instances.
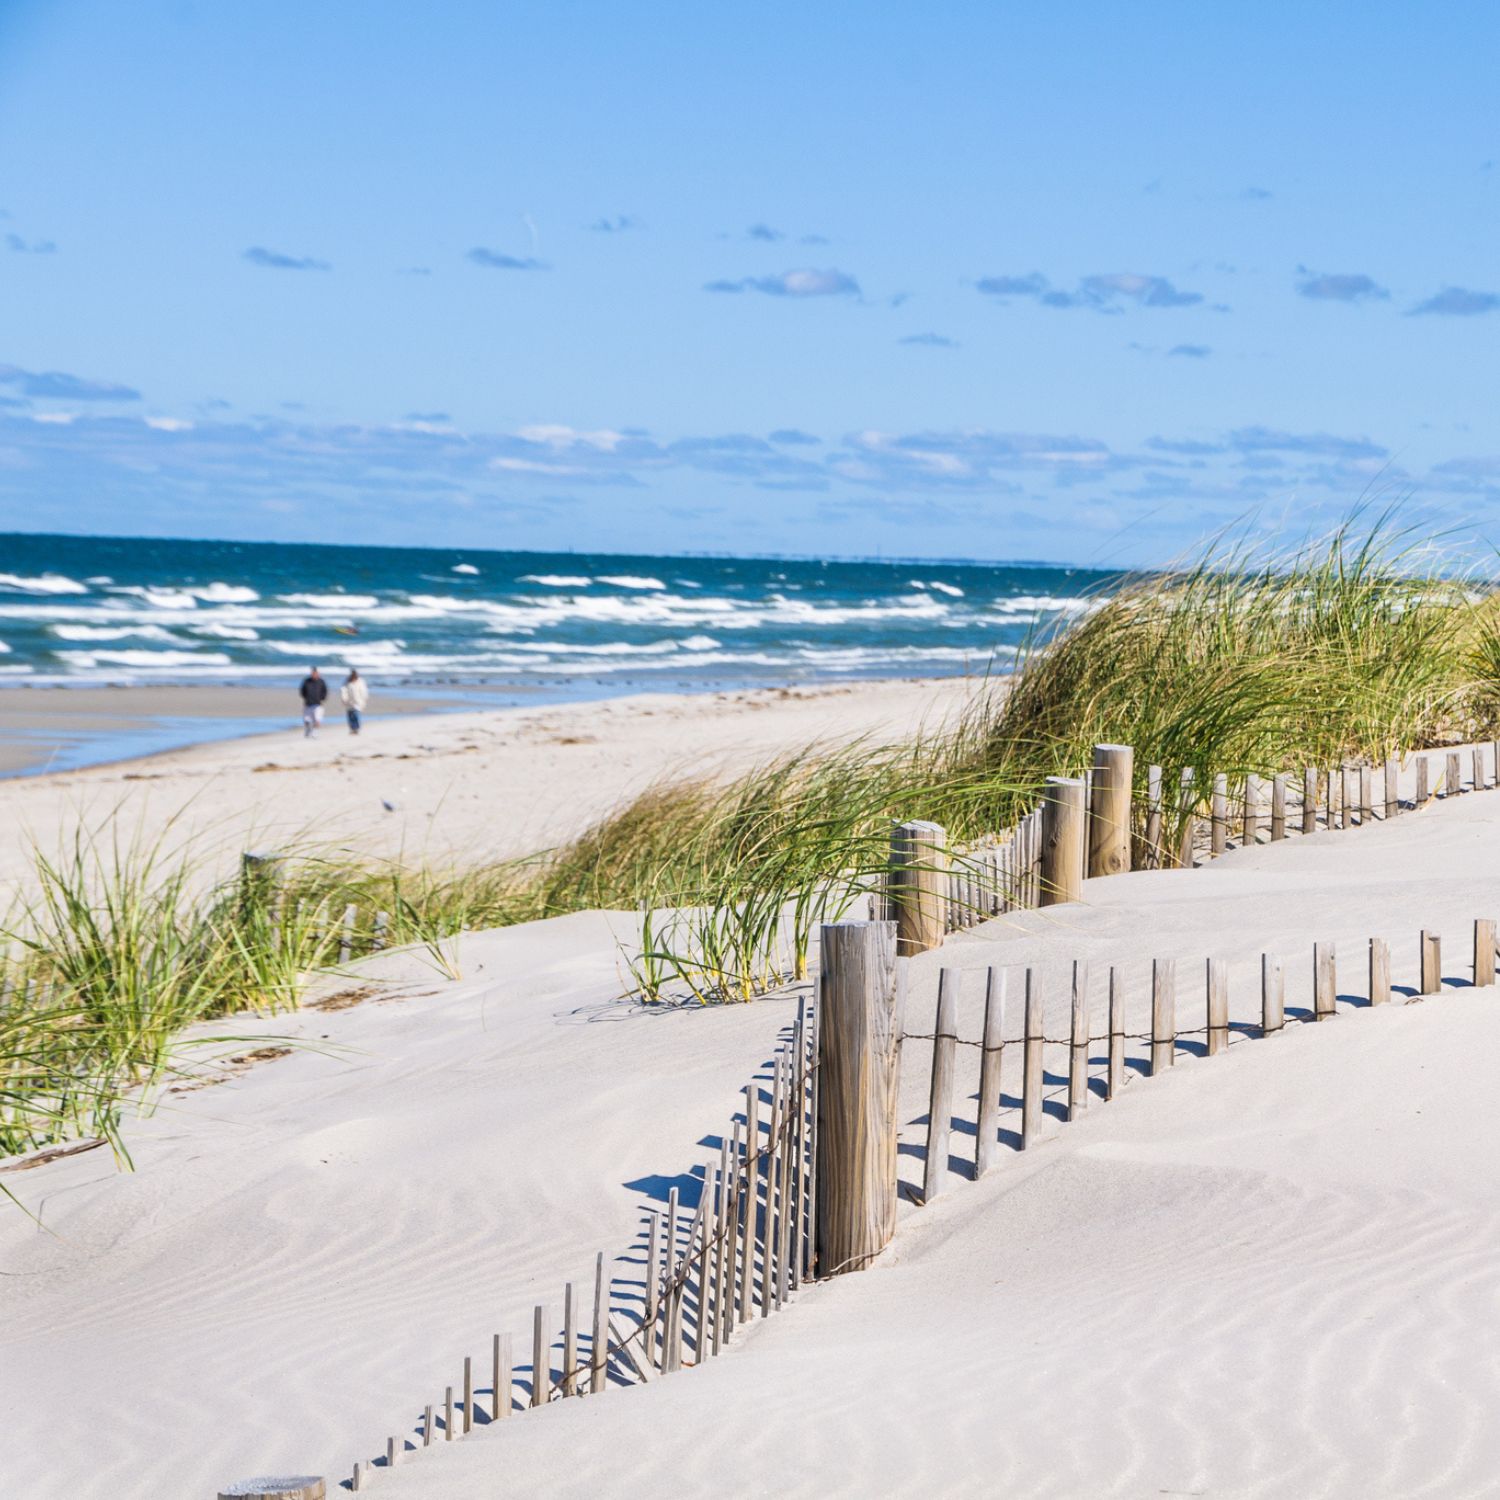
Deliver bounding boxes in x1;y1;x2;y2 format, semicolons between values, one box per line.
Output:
4;727;1500;1498
0;678;974;886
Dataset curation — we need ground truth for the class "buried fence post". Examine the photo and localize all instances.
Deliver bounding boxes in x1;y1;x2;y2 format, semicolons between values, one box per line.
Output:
1177;768;1198;867
1068;961;1090;1120
1040;776;1087;905
1271;774;1287;841
1261;953;1285;1034
1314;943;1337;1020
1370;938;1391;1007
1302;767;1318;834
889;821;949;955
1150;959;1176;1075
1475;919;1496;989
816;920;901;1276
1386;757;1400;818
1416;757;1430;807
1206;958;1229;1056
217;1482;326;1500
1087;743;1134;878
1420;930;1441;995
1211;773;1228;855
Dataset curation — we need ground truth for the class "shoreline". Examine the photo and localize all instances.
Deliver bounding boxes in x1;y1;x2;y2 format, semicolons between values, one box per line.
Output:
0;670;993;780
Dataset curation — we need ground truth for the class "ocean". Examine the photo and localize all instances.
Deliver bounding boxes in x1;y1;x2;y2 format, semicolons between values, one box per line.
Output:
0;533;1113;691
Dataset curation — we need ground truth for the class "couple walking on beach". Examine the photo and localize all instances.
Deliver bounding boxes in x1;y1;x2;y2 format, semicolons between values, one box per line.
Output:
299;666;368;737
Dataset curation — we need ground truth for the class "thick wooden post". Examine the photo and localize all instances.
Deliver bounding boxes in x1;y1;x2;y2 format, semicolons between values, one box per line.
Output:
1087;743;1134;878
1446;750;1462;797
1420;930;1441;995
816;921;900;1276
1040;776;1086;905
1416;757;1430;807
1150;959;1176;1075
1385;757;1400;818
889;821;948;955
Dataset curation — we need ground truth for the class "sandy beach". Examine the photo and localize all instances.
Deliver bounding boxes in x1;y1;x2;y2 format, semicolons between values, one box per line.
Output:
0;676;976;887
4;693;1500;1498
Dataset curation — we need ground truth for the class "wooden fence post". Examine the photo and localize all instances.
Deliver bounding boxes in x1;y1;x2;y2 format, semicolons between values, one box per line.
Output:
1022;969;1044;1148
1068;961;1090;1120
1177;768;1197;867
1446;750;1462;797
1369;938;1390;1006
1211;773;1228;855
1313;943;1337;1020
1416;757;1430;807
1358;765;1372;825
1206;958;1229;1055
815;920;900;1275
1087;743;1134;878
974;969;1005;1179
1420;930;1441;995
1475;919;1496;989
1150;959;1175;1075
1145;764;1163;868
1106;967;1124;1099
1302;767;1317;834
1271;774;1287;841
1243;774;1262;846
1385;757;1400;818
1262;954;1284;1033
922;969;959;1204
1041;777;1087;905
889;821;948;955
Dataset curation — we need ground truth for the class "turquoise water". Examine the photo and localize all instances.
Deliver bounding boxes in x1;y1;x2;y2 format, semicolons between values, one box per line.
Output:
0;533;1114;689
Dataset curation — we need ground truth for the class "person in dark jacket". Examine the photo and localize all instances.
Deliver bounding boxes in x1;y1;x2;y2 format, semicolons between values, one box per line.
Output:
299;666;328;737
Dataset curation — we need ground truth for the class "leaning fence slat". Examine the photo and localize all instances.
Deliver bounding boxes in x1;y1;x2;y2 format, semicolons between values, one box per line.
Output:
1369;937;1390;1007
1068;961;1089;1120
1106;967;1124;1100
1420;930;1441;995
1262;954;1284;1034
1206;958;1229;1056
923;969;960;1201
591;1253;608;1393
975;969;1006;1176
1476;919;1496;989
739;1087;757;1319
1314;942;1336;1020
660;1188;677;1367
1022;968;1044;1149
1151;959;1176;1075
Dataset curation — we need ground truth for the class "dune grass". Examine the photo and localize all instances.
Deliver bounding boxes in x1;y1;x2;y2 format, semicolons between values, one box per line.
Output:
4;518;1499;1157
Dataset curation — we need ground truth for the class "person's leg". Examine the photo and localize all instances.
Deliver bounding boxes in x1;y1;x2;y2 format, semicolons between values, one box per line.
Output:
303;706;314;737
347;708;360;734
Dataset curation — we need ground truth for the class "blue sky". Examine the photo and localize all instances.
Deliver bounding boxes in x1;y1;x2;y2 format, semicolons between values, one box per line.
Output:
1;0;1497;566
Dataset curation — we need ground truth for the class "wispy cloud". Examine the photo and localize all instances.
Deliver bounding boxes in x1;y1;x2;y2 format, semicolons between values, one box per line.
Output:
1408;286;1500;317
899;332;959;348
0;364;140;400
1168;343;1212;358
6;232;56;254
769;429;821;445
589;215;639;233
1242;186;1273;201
468;248;549;270
1295;269;1388;302
704;268;860;297
746;223;784;242
977;271;1203;310
243;246;331;272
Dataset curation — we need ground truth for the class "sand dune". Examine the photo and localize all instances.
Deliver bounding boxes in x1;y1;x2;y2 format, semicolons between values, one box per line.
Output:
5;726;1500;1498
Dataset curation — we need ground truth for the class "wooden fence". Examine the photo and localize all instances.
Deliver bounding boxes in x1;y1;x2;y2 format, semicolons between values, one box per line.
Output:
220;736;1500;1494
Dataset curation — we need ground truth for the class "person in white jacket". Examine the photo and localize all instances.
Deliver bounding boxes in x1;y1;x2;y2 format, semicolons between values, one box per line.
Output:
340;668;369;735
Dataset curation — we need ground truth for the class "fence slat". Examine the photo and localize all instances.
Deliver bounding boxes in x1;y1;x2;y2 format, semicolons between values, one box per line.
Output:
1447;750;1462;797
923;969;959;1201
1243;774;1261;846
1302;766;1317;834
1145;763;1163;868
1359;764;1372;826
1151;959;1176;1075
1211;773;1228;856
1420;930;1441;995
1068;961;1089;1120
493;1332;511;1421
531;1305;548;1405
1206;957;1229;1055
1106;967;1124;1100
1385;758;1400;818
975;969;1006;1177
1369;938;1390;1007
1022;969;1043;1149
1178;768;1197;868
740;1088;757;1319
591;1253;608;1393
1262;954;1284;1033
339;903;357;965
1416;757;1430;807
1271;774;1286;841
463;1353;474;1431
890;821;948;954
1314;943;1337;1020
1476;919;1496;989
762;1056;782;1315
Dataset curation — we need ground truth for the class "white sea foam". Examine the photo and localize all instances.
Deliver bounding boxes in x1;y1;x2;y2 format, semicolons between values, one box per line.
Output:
517;574;592;588
108;582;260;606
596;575;667;590
50;624;184;642
452;563;479;575
277;593;379;610
0;573;89;595
54;650;234;668
190;623;260;640
0;639;10;653
928;581;965;597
